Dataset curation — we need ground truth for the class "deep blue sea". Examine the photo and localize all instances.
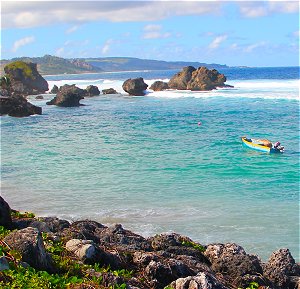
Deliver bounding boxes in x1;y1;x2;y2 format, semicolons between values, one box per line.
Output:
1;66;299;261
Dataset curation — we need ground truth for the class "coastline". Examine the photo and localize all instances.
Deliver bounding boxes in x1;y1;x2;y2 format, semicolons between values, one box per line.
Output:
1;196;299;289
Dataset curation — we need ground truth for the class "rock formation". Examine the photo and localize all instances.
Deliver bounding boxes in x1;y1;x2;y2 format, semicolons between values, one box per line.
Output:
85;85;100;97
150;81;169;91
168;66;232;91
102;88;118;95
3;61;48;95
0;95;42;117
46;84;85;107
122;77;148;96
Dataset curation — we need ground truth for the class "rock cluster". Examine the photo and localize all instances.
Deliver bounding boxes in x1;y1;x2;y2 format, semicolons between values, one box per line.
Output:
0;196;299;289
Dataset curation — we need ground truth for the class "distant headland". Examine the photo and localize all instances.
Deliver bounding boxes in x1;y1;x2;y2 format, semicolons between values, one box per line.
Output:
0;55;229;75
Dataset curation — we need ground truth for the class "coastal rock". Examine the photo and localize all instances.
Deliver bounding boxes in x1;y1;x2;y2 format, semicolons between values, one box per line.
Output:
3;227;55;272
46;84;85;107
168;66;196;90
122;77;148;96
35;95;44;99
4;61;48;95
169;272;228;289
102;88;118;94
85;85;100;97
168;66;230;91
263;248;300;289
0;95;42;117
0;196;12;229
150;81;169;91
38;217;70;233
50;84;59;94
60;220;107;243
187;67;226;91
66;239;97;261
205;243;263;288
97;223;152;251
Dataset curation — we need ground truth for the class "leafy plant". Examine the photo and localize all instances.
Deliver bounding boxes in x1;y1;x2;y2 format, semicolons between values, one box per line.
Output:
181;240;205;252
238;281;261;289
11;210;35;219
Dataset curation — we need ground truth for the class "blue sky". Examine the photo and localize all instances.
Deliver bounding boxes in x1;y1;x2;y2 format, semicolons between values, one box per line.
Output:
1;1;299;67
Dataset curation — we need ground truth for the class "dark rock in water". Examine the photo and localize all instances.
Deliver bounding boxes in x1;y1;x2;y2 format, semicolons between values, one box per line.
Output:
102;88;118;95
168;66;196;90
4;61;48;95
150;81;169;91
122;77;148;96
4;227;55;272
0;196;12;229
0;95;42;117
85;85;100;97
46;84;85;107
263;248;300;289
35;95;44;99
168;66;231;91
50;84;59;94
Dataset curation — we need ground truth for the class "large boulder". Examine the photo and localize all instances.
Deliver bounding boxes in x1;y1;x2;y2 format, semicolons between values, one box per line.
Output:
150;81;169;91
168;66;196;90
187;67;227;91
4;61;48;95
0;95;42;117
84;85;100;97
204;243;264;288
263;248;300;289
50;85;59;94
122;78;148;96
3;227;55;272
0;196;12;229
102;88;118;95
46;84;85;107
168;66;230;91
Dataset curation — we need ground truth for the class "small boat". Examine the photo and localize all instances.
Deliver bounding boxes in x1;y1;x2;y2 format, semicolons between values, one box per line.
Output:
241;137;284;153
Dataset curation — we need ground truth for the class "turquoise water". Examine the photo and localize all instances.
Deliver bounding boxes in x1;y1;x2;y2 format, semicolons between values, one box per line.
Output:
1;67;299;261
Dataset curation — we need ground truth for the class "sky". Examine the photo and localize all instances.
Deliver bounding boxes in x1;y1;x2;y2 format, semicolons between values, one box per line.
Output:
1;0;299;67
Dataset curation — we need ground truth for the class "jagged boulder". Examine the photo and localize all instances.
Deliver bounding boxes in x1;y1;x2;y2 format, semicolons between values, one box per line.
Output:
0;95;42;117
168;66;231;91
204;243;264;288
263;248;300;289
3;61;48;95
85;85;100;97
50;85;59;94
122;78;148;96
46;84;85;107
0;196;12;229
102;88;118;95
168;66;196;90
3;227;55;272
150;81;169;91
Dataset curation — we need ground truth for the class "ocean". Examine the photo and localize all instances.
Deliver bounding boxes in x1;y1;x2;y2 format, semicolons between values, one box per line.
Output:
1;66;299;261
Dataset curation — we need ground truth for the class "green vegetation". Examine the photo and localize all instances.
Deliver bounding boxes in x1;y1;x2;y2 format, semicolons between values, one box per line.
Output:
238;282;262;289
181;240;205;252
5;61;36;79
11;210;35;219
0;231;133;289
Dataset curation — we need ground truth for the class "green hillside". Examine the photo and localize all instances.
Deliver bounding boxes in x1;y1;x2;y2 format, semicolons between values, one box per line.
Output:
1;55;228;75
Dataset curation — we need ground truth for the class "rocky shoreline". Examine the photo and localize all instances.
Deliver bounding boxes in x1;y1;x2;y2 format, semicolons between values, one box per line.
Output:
0;196;299;289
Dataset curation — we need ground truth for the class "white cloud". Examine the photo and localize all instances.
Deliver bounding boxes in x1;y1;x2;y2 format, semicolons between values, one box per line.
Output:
66;25;80;34
55;47;65;57
208;35;228;49
293;30;300;38
244;41;267;53
101;39;113;55
142;24;171;39
12;36;35;52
